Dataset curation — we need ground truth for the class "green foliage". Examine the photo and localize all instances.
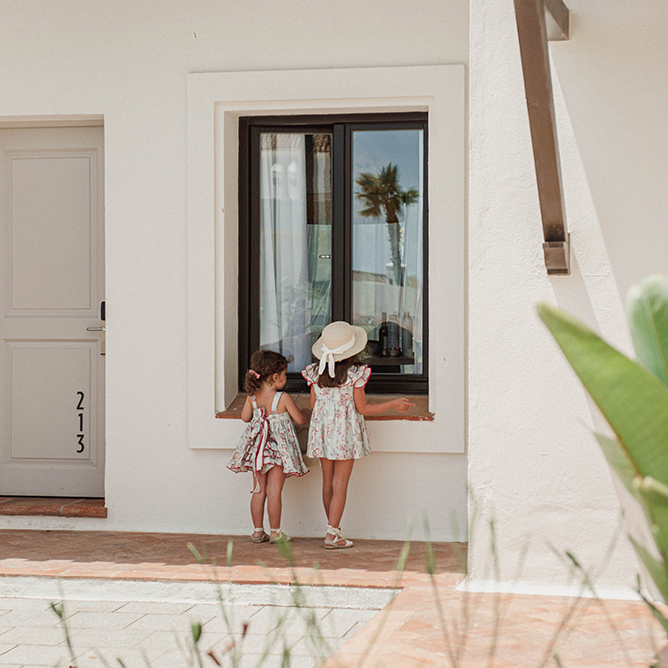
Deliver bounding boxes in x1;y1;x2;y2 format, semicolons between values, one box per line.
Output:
538;276;668;632
355;163;419;224
593;433;638;499
537;302;668;487
627;275;668;384
191;621;202;643
638;582;668;636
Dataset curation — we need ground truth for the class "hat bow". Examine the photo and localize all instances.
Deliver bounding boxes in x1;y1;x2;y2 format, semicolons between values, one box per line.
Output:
318;332;356;378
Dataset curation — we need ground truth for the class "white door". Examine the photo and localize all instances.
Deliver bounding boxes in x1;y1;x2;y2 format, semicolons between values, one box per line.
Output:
0;126;105;497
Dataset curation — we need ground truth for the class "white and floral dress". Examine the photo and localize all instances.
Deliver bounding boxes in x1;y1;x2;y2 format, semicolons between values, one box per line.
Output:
302;363;371;460
227;392;308;479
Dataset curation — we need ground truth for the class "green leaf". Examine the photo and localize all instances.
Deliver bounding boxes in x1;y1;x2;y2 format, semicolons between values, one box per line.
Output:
629;535;668;602
594;433;639;499
627;275;668;385
49;602;64;619
639;476;668;508
638;587;668;636
226;539;233;568
638;477;668;561
187;542;204;564
538;302;668;487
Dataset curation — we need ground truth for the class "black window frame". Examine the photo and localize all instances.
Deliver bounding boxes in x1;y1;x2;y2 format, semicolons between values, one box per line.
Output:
238;112;429;394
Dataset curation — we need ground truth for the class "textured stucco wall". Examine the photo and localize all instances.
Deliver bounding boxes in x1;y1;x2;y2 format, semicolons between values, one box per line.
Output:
8;0;666;588
0;0;469;540
468;0;668;589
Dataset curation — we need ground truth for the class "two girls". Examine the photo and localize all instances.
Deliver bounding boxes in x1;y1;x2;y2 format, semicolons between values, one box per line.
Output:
228;322;413;547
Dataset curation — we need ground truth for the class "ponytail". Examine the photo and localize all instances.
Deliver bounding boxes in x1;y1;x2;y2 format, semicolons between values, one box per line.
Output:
244;368;263;395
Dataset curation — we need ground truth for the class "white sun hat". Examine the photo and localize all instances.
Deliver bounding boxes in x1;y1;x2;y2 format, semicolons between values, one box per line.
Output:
312;321;368;378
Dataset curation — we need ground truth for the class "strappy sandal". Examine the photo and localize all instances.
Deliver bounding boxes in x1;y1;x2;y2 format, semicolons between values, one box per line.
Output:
324;525;354;549
251;528;269;543
269;529;291;544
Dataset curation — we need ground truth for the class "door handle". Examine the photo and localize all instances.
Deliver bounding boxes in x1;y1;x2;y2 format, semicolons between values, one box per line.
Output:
87;301;106;355
86;326;106;355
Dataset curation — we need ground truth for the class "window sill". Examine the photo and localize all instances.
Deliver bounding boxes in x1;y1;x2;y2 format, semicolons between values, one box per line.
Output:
216;394;433;421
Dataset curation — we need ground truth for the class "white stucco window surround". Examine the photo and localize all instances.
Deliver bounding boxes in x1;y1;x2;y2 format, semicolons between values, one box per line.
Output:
187;65;465;453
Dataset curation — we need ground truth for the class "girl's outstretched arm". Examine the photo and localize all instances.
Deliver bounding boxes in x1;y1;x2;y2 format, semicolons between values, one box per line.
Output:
241;395;254;423
280;393;307;425
354;387;415;416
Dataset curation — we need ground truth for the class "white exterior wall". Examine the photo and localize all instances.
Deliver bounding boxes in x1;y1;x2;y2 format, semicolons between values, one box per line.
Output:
469;0;668;589
4;0;663;590
0;1;469;540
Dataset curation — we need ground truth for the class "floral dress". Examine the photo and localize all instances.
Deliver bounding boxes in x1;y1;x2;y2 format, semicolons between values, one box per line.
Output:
302;363;371;460
227;392;308;483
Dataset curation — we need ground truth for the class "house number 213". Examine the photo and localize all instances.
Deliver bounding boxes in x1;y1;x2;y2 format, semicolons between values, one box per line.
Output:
76;391;85;453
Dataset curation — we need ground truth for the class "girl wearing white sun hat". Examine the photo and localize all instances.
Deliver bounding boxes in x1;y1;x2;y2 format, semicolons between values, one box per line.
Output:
302;321;414;549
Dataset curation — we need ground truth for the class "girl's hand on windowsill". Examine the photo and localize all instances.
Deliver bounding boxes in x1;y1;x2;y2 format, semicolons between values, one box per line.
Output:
391;397;415;413
354;388;415;416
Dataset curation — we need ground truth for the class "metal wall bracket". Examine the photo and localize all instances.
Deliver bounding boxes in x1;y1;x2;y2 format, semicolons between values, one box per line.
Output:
514;0;571;275
543;235;570;275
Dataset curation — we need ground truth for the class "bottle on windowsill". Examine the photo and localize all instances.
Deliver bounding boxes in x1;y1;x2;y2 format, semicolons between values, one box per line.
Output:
388;313;400;357
401;312;413;358
379;312;389;357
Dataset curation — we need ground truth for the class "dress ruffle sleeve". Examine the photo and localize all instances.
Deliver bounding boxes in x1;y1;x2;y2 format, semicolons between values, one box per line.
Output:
301;363;319;386
349;365;371;388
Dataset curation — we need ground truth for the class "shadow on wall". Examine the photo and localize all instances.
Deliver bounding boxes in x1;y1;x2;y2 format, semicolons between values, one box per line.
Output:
549;0;668;296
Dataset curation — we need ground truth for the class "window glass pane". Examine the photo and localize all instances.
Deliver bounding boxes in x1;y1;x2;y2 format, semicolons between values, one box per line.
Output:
259;132;332;372
351;129;424;375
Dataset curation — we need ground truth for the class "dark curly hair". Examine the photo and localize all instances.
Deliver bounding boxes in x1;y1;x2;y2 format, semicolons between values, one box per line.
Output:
244;349;290;395
317;355;363;388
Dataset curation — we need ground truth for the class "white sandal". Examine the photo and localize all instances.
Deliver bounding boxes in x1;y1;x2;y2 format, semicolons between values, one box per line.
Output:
251;528;269;543
269;529;291;544
324;525;353;549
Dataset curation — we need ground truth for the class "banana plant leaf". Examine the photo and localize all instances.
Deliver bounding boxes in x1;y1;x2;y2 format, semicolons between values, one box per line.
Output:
538;303;668;488
627;275;668;385
638;588;668;636
630;535;668;603
638;477;668;562
594;433;639;500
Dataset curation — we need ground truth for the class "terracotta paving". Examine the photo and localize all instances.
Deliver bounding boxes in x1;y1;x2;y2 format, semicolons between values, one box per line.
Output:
326;579;664;667
0;530;463;588
0;529;663;666
0;496;107;518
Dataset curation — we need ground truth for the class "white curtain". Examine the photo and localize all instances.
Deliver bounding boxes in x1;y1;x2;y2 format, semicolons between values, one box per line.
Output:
259;134;311;370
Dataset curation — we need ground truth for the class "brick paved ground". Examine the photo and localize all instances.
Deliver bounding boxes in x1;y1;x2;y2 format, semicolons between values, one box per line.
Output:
0;530;663;667
327;576;663;668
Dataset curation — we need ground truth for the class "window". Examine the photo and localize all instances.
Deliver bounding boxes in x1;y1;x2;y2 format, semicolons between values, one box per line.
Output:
238;113;428;394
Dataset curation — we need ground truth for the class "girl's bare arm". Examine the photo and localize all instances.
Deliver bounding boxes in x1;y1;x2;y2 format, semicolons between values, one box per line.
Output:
353;387;414;416
241;395;254;423
310;386;316;409
280;393;307;425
